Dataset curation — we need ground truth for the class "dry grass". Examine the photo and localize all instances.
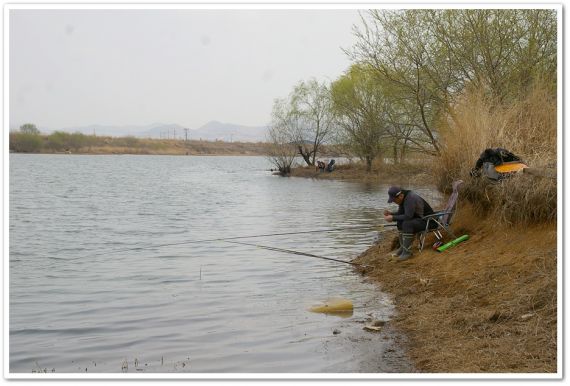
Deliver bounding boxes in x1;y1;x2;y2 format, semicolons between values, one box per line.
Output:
433;84;557;224
461;175;557;225
291;157;436;186
353;202;557;373
45;138;272;156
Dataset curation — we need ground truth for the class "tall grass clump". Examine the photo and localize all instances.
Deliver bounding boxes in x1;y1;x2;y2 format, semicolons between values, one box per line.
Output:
434;82;557;225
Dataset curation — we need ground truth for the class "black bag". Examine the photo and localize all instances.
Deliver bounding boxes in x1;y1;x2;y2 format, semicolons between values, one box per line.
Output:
470;147;523;181
473;148;522;170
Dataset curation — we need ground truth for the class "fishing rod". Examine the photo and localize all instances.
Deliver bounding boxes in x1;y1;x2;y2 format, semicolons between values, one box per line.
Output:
82;223;397;257
225;240;373;269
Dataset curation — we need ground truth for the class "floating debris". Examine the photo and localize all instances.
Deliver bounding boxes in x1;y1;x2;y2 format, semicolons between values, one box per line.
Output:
363;319;386;332
309;297;353;315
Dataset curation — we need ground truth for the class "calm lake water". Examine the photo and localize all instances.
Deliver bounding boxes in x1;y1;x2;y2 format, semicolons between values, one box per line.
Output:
9;154;437;374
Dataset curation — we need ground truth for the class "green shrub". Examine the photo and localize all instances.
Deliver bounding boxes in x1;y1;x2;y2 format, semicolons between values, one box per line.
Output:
46;131;69;151
9;132;43;153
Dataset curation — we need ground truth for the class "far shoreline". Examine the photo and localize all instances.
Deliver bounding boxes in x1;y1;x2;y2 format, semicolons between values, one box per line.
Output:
9;132;276;157
9;151;272;157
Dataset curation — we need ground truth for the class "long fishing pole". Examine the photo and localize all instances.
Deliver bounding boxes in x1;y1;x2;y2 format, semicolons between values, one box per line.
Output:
82;223;397;257
225;240;373;269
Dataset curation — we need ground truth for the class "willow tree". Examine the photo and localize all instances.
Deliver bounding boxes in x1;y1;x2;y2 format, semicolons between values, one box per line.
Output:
349;9;557;156
287;79;336;166
267;98;301;175
427;9;557;102
350;10;448;155
330;64;390;171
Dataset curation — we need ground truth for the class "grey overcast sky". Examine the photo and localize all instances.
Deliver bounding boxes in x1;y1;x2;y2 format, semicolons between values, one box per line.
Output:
9;8;364;130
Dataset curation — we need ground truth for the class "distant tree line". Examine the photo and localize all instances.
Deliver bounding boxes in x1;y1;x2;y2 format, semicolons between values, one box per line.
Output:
267;9;557;174
9;125;272;155
9;124;153;153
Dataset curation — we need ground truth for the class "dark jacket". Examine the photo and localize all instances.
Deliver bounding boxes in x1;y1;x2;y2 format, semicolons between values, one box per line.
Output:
392;190;434;221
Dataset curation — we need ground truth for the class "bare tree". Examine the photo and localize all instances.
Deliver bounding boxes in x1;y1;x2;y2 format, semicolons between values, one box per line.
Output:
266;99;299;175
289;79;336;166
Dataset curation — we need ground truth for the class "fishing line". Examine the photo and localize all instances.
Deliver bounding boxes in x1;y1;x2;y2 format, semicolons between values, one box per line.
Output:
80;223;397;257
225;240;373;268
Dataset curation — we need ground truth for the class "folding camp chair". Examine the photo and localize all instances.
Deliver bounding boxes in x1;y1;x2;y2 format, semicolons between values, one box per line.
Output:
418;180;464;252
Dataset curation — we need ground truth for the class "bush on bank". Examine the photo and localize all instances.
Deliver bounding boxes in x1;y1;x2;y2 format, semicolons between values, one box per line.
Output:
9;132;43;153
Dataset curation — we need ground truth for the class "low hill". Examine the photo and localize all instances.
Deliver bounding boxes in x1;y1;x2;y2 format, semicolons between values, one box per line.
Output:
36;121;269;142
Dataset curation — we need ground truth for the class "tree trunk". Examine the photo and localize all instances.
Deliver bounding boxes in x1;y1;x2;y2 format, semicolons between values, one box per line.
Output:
366;156;373;172
393;142;399;164
298;145;312;166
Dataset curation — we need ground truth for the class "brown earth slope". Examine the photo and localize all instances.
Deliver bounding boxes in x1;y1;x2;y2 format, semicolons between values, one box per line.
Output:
353;203;557;373
291;161;557;372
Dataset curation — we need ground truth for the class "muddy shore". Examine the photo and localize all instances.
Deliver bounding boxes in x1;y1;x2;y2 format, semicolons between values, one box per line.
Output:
294;163;558;373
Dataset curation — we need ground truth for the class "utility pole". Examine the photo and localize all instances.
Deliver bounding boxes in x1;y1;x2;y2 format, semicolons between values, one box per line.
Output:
184;128;189;142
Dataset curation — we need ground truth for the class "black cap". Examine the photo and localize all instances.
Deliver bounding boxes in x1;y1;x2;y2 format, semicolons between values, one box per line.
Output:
387;186;402;203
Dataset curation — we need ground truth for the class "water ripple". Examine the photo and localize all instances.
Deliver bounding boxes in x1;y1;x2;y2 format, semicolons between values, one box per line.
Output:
8;154;428;373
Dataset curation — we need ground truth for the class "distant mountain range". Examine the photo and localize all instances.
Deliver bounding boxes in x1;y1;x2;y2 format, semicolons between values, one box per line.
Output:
36;121;269;143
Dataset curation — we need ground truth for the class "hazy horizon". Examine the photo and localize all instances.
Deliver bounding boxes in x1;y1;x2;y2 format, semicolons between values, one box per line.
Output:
9;7;364;132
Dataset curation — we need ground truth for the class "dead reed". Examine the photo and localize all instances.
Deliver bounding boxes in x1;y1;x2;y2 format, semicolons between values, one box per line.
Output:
434;83;557;225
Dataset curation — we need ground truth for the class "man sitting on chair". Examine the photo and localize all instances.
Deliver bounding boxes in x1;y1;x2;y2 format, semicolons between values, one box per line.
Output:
383;186;435;261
